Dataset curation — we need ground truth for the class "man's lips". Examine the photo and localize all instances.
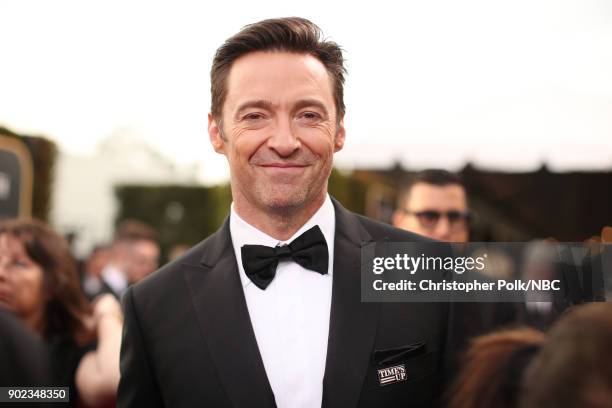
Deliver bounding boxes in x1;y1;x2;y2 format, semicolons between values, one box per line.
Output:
257;163;310;171
258;163;308;168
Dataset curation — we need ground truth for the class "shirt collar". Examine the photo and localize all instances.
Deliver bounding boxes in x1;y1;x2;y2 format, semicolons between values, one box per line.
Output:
101;263;128;294
230;194;336;287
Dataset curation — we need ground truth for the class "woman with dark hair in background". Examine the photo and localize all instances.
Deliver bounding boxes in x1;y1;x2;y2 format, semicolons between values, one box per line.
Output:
450;302;612;408
521;302;612;408
448;328;545;408
0;218;122;407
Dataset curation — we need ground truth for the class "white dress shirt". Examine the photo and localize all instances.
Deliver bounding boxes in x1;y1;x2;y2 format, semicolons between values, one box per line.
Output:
100;264;128;297
230;195;335;408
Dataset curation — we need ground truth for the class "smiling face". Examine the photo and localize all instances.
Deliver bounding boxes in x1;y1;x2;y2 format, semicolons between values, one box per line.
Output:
208;51;345;217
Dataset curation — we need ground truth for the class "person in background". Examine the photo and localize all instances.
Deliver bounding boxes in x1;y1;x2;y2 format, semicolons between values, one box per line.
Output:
167;243;190;262
521;302;612;408
448;328;545;408
582;226;611;302
96;219;160;299
81;244;112;300
0;307;52;387
393;169;517;374
518;241;561;330
450;302;612;408
393;169;471;243
0;218;122;407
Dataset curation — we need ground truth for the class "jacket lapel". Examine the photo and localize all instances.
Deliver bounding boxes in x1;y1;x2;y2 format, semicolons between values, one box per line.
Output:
323;199;380;408
183;218;276;408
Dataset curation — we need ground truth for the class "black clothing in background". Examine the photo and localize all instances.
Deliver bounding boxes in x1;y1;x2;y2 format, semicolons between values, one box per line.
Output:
0;308;52;387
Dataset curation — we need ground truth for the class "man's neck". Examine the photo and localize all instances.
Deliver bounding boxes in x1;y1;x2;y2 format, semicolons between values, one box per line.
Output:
233;193;327;241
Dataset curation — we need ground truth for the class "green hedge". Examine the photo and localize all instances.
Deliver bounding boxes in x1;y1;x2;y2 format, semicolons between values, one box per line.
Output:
115;184;232;255
328;168;368;215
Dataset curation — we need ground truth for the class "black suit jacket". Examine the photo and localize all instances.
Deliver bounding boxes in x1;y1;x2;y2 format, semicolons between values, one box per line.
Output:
118;199;451;407
0;309;51;387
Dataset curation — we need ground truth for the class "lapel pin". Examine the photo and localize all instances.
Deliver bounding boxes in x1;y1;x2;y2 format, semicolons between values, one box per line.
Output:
377;364;407;386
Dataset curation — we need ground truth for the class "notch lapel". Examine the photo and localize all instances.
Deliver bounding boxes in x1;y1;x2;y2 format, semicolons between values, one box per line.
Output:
183;218;276;408
323;200;380;408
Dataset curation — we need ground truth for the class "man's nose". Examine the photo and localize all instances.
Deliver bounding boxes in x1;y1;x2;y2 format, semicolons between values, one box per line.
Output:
267;117;300;157
434;217;452;241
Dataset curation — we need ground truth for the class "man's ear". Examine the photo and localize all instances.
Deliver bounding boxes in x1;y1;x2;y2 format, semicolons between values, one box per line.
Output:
208;113;225;154
334;117;346;153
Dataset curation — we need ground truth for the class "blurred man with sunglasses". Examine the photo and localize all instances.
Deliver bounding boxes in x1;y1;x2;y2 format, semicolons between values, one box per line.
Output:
393;169;471;242
393;169;519;370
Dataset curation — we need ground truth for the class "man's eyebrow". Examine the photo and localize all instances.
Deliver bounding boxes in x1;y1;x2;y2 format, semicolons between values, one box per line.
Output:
293;99;329;116
234;100;275;118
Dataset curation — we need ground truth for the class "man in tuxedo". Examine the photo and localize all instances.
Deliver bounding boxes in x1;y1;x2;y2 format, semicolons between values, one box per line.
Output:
118;17;451;408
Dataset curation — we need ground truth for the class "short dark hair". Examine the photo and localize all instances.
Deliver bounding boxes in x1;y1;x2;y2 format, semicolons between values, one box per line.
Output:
397;169;466;209
114;219;158;244
210;17;346;121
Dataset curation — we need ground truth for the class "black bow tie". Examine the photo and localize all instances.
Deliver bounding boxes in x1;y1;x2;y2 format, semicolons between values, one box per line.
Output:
241;225;329;290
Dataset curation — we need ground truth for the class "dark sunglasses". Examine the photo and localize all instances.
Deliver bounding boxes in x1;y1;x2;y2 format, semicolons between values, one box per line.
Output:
402;209;472;229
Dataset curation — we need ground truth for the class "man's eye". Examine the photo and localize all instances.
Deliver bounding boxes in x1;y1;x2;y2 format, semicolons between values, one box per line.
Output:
243;113;265;121
300;112;320;120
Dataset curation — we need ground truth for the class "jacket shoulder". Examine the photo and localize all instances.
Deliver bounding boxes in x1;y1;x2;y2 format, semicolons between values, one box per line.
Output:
130;234;212;298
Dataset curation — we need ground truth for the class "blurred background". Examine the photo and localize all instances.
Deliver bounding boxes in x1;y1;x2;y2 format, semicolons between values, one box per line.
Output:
1;0;611;260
